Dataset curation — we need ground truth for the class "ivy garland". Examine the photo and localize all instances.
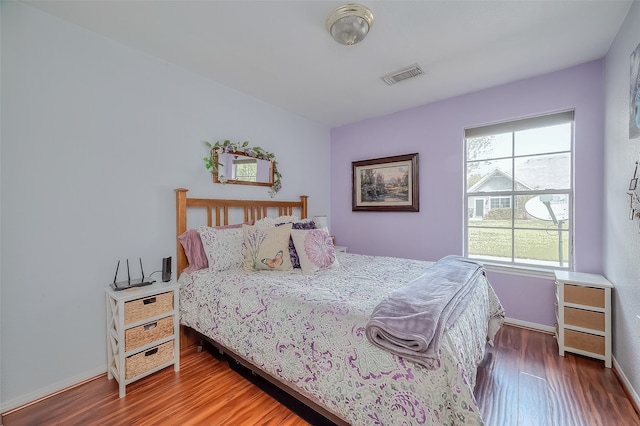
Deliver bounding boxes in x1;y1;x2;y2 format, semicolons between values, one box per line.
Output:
203;140;282;196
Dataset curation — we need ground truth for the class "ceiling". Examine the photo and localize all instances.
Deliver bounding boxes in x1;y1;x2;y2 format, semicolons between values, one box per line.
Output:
24;0;633;128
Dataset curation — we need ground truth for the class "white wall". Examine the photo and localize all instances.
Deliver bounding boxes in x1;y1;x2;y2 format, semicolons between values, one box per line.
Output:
603;0;640;407
0;1;330;410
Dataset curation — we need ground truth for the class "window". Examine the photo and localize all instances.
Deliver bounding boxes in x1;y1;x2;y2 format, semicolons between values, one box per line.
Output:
233;158;258;182
464;111;573;269
490;197;511;209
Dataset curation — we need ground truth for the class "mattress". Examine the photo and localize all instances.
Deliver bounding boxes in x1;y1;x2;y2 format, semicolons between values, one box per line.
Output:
179;252;504;425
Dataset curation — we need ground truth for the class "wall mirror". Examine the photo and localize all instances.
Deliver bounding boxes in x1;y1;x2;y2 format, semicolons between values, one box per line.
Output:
213;151;275;187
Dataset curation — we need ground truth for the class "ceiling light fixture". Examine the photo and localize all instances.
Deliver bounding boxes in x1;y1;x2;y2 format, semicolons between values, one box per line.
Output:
326;3;374;46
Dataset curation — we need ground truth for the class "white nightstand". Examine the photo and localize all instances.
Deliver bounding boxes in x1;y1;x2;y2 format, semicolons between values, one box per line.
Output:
554;271;612;368
105;280;180;396
334;246;347;253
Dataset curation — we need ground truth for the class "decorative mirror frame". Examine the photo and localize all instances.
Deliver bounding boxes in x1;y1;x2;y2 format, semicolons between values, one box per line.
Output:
204;140;282;196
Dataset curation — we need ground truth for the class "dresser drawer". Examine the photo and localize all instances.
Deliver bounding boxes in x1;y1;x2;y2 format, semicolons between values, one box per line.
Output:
564;307;605;332
564;284;604;308
125;316;174;352
125;341;174;379
124;292;173;325
564;329;605;356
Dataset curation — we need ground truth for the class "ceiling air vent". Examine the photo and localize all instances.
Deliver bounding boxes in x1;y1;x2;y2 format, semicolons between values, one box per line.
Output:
382;64;425;86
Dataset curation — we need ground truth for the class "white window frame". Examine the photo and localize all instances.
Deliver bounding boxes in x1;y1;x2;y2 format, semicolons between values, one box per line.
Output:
463;111;574;274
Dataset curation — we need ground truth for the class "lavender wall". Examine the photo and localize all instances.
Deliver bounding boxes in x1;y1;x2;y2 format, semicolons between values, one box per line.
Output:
330;61;604;327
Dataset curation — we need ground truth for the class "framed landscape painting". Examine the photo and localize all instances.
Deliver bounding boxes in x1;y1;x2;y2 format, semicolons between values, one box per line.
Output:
352;153;419;212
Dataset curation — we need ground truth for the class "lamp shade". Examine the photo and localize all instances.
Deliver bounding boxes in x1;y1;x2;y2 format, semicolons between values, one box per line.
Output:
313;215;329;232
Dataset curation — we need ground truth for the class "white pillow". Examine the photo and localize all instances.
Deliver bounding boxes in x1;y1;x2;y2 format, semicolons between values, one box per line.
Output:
290;229;338;274
197;226;244;272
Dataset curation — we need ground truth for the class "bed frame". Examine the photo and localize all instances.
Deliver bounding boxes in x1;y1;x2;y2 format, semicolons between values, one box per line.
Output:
174;188;347;425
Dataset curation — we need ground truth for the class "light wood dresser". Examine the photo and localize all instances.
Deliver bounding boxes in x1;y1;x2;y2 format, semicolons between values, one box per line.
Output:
105;280;180;396
554;271;612;368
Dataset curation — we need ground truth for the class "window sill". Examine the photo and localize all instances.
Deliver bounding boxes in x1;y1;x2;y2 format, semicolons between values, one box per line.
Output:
481;262;560;280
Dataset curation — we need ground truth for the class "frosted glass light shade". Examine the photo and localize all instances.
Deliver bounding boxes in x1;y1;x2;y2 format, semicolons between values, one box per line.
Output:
326;4;374;46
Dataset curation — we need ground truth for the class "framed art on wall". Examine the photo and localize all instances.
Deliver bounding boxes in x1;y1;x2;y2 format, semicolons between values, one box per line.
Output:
352;153;419;212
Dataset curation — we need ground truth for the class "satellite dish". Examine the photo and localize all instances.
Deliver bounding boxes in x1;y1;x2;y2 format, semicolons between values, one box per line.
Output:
525;195;569;223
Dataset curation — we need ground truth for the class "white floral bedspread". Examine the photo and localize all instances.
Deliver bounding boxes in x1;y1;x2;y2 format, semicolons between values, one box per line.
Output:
179;253;504;426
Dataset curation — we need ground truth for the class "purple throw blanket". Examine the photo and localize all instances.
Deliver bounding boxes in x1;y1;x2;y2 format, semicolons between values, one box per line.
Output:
365;255;485;369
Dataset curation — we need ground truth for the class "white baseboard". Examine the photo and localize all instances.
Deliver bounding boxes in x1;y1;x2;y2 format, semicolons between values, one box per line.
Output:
613;356;640;413
0;365;106;414
504;317;555;333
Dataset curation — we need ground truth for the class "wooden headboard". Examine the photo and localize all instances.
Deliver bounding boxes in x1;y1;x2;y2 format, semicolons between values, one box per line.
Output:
174;188;308;275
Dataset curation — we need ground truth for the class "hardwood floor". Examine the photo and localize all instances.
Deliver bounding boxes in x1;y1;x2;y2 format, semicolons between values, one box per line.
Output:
2;325;639;426
476;326;639;426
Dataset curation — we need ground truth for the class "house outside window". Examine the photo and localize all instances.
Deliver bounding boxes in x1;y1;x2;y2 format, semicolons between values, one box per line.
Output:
464;111;574;269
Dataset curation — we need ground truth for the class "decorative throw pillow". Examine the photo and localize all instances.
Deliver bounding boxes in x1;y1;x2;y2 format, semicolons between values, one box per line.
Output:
276;220;316;268
253;215;300;228
290;229;338;274
197;226;245;272
178;228;209;273
242;223;293;271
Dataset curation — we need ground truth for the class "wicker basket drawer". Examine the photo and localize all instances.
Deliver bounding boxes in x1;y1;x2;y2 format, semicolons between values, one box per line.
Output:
125;316;174;352
124;292;173;325
125;341;174;379
564;329;605;356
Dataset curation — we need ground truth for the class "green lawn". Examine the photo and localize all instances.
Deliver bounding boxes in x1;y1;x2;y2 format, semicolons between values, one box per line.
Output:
468;219;569;263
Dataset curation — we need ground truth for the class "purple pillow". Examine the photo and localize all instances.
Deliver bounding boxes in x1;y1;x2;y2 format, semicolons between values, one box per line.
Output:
277;221;316;268
178;228;209;273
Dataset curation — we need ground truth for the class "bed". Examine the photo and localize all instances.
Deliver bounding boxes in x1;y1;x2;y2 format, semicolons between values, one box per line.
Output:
174;188;504;426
